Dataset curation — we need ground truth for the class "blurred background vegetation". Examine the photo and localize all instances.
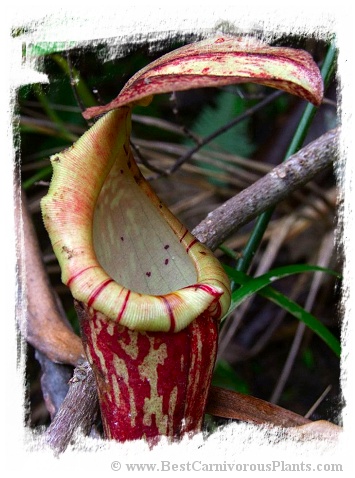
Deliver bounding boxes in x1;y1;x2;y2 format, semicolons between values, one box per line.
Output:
16;32;341;431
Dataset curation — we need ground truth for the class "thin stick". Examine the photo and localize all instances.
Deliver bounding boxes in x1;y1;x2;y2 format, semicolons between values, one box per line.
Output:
66;52;87;116
169;90;283;174
304;385;332;419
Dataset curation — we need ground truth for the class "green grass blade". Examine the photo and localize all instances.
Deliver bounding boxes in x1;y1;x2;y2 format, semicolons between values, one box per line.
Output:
225;264;340;309
258;286;340;357
223;264;341;357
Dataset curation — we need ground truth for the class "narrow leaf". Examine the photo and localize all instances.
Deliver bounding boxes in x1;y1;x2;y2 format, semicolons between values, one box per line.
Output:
258;286;341;357
223;265;341;357
225;264;340;309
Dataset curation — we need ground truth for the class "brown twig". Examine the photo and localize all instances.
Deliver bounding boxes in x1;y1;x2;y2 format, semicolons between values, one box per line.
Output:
35;350;73;420
44;361;98;454
192;127;339;251
130;140;167;176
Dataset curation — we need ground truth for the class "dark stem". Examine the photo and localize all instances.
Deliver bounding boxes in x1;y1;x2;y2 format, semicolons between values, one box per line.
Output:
169;90;284;174
66;52;86;115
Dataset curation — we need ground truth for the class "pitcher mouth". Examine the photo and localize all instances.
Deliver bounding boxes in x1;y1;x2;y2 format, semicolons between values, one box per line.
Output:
41;108;231;333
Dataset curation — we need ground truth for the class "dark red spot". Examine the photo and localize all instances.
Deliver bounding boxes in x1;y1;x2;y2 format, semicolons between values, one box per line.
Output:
127;160;131;169
146;272;151;277
202;67;210;74
164;259;169;265
120;236;124;241
164;245;170;250
199;251;207;255
215;37;225;43
120;169;124;174
123;144;128;155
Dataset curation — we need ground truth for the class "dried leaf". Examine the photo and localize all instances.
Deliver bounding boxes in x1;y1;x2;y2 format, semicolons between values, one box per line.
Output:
17;187;84;366
206;386;310;427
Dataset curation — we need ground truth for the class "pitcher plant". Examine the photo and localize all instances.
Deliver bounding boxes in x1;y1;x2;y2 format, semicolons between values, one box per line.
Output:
41;35;323;442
